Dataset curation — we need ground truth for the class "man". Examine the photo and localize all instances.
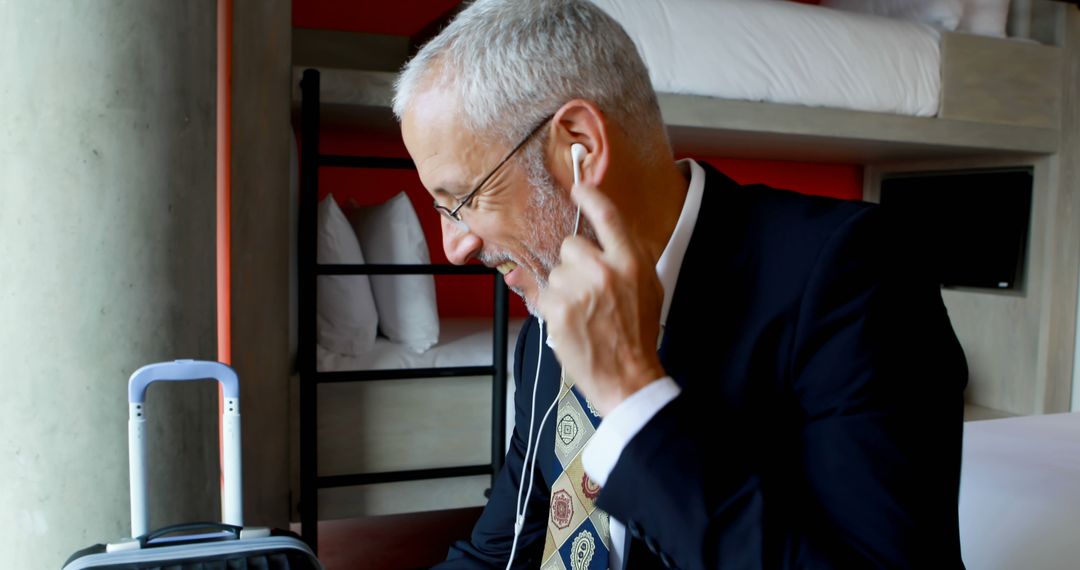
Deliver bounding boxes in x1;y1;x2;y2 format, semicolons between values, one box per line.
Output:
393;1;968;568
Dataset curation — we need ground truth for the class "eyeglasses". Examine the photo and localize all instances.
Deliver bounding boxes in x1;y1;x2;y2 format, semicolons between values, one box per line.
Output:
433;113;554;223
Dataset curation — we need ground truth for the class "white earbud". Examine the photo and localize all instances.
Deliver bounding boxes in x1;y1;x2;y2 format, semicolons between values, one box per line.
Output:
571;143;587;186
570;143;587;236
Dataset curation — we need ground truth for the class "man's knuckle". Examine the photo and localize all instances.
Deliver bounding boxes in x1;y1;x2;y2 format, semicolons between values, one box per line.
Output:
596;264;618;289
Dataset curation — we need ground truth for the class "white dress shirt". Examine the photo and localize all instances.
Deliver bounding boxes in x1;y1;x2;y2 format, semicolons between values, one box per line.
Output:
581;158;706;570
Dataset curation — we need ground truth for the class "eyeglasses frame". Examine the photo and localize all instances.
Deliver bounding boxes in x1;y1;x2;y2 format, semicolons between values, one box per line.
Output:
433;113;555;223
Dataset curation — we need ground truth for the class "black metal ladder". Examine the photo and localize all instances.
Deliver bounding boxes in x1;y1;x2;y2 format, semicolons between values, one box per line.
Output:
297;68;509;551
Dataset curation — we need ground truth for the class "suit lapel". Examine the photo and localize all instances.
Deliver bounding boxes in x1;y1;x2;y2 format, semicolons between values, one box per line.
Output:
658;162;743;388
533;319;565;486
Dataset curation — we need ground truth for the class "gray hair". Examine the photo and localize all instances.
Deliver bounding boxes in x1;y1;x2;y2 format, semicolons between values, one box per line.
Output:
392;0;668;154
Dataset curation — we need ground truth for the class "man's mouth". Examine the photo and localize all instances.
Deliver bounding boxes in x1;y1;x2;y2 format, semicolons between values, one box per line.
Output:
496;261;518;275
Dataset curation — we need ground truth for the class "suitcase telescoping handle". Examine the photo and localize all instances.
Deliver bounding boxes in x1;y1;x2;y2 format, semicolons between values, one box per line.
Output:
127;360;242;538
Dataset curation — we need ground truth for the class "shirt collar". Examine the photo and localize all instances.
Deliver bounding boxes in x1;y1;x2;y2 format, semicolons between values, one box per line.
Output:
656;158;706;326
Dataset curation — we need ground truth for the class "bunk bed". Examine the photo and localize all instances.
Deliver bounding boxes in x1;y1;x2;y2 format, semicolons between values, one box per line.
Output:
290;0;1072;552
294;2;1062;164
297;70;525;550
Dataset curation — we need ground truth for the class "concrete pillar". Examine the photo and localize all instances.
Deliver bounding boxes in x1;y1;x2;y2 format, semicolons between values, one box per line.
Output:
0;1;219;567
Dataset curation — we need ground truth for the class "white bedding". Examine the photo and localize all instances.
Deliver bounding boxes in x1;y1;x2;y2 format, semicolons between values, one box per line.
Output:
317;317;527;372
589;0;942;117
960;413;1080;568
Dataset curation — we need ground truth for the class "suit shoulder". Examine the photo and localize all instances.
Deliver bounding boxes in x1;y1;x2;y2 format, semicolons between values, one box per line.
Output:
742;182;874;238
718;179;878;272
697;162;873;254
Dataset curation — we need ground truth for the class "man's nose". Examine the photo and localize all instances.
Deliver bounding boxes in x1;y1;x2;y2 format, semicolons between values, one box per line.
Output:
441;215;482;265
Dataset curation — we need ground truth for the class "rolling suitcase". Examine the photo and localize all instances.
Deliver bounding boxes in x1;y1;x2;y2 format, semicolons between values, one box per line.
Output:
62;360;323;570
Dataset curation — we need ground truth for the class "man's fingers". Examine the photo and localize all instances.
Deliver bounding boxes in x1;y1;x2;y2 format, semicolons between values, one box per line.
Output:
571;182;632;258
539;237;601;334
558;235;601;269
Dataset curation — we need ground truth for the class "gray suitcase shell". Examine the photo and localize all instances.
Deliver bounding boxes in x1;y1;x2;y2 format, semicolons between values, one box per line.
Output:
62;360;322;570
63;528;321;570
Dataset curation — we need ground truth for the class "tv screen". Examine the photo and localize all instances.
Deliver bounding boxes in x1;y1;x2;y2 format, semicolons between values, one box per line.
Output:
880;168;1033;290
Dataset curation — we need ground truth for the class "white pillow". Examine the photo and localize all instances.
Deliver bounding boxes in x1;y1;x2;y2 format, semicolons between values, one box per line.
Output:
957;0;1010;37
317;196;379;356
821;0;963;30
347;192;440;353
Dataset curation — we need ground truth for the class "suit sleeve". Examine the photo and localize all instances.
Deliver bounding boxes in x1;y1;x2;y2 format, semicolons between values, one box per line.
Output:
436;317;553;569
594;206;968;569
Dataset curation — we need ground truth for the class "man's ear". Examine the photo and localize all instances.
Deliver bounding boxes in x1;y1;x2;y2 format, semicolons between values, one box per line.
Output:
549;99;609;189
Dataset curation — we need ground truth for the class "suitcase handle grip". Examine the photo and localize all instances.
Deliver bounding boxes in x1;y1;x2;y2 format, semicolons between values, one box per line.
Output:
127;360;242;538
128;360;239;403
140;522;242;548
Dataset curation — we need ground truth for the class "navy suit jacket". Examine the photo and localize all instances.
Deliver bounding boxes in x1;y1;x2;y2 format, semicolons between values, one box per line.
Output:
436;163;968;569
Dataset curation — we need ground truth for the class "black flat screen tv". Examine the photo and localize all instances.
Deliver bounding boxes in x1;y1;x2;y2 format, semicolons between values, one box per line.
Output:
880;168;1033;290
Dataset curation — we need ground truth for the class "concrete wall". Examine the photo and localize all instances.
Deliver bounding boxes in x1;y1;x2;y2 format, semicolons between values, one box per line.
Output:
0;1;219;567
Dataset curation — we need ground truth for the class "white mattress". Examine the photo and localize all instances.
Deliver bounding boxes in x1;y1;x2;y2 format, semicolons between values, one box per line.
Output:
960;413;1080;569
317;317;527;456
589;0;941;117
317;317;526;372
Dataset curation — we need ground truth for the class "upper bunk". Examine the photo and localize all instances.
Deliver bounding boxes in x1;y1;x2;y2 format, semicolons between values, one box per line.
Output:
291;0;1065;164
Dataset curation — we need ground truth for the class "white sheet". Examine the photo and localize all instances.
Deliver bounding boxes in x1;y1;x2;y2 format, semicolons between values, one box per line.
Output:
960;413;1080;568
317;317;526;372
589;0;941;117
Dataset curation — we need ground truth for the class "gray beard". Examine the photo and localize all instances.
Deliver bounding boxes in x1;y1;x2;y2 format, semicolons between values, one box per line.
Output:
516;143;597;315
476;142;599;316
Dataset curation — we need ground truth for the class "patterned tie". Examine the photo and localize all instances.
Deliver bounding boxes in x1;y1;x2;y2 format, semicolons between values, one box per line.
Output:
540;369;611;570
541;326;666;570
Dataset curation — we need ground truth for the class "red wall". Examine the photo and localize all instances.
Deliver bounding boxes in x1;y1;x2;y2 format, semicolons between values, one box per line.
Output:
293;1;463;35
297;0;858;319
293;0;821;35
699;158;862;201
